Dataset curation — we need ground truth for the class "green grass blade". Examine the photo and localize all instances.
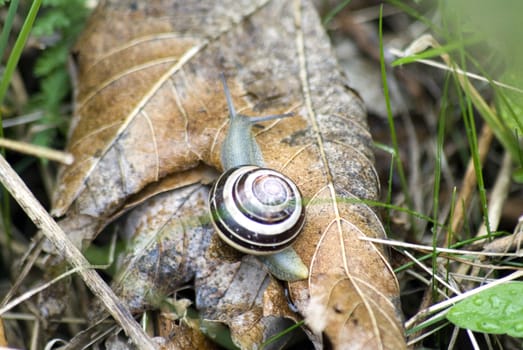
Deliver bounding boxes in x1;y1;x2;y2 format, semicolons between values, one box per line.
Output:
322;0;352;26
0;0;43;250
0;0;43;113
0;0;19;62
378;5;415;228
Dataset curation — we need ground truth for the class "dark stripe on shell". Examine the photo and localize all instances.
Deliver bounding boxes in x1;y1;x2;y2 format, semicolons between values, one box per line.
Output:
209;166;305;255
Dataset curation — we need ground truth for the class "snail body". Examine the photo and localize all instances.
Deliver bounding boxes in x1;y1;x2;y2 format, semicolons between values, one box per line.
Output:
208;75;308;281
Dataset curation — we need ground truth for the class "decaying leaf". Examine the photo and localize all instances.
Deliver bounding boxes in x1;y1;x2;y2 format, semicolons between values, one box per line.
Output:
86;183;300;349
156;305;221;350
50;0;406;348
299;197;404;349
108;184;212;313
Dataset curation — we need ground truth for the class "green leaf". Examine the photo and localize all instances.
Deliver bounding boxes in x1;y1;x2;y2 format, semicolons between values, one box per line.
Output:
200;320;240;350
513;167;523;183
491;73;523;172
27;0;90;148
32;10;70;37
39;68;69;107
34;43;68;77
43;0;70;6
322;0;352;26
447;282;523;337
392;40;479;67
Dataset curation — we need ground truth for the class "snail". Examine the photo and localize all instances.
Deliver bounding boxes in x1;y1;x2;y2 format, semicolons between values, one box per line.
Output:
208;75;308;281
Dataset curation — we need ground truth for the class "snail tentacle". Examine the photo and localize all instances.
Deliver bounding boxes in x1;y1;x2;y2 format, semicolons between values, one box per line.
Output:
208;74;308;281
219;74;294;170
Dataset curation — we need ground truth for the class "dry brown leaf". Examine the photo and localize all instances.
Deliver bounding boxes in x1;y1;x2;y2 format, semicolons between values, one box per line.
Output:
297;196;404;349
156;312;220;350
50;0;406;348
94;184;299;348
0;318;7;347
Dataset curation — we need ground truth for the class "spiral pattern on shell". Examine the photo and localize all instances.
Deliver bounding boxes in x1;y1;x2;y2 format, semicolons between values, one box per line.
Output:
209;165;305;255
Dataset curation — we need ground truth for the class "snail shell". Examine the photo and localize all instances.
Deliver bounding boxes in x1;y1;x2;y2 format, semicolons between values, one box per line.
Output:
209;165;305;255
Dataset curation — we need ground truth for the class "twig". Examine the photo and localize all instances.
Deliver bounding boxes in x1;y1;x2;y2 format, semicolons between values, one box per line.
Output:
476;152;512;239
0;154;157;349
0;137;74;165
359;236;521;257
455;152;513;281
0;235;44;308
483;216;523;253
0;266;84;315
449;123;493;239
389;47;523;94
